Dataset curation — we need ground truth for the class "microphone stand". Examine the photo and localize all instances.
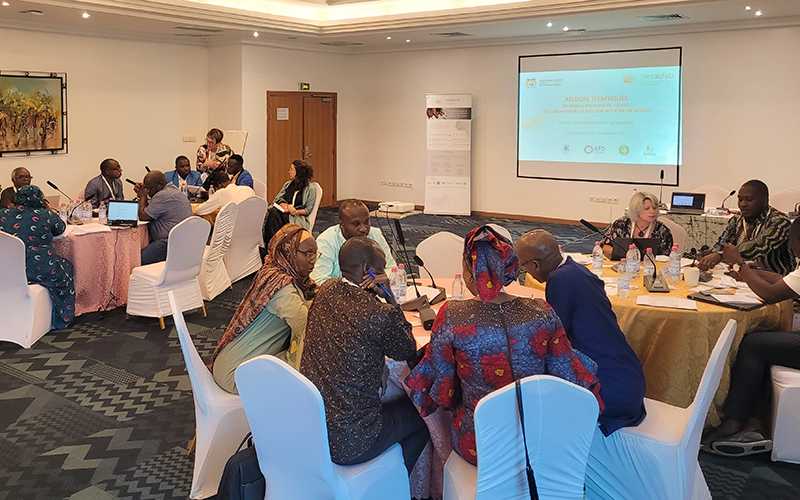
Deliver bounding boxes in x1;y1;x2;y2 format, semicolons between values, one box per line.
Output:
413;255;446;305
658;169;667;210
392;218;429;312
580;219;670;293
718;190;736;212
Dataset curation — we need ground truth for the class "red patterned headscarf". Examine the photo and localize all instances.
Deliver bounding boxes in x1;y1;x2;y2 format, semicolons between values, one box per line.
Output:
463;225;519;302
210;224;316;366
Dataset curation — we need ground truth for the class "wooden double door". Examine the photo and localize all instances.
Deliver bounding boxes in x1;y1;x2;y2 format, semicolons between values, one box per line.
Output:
266;91;337;207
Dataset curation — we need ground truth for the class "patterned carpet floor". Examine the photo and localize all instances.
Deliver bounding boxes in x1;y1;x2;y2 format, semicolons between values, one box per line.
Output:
0;207;798;499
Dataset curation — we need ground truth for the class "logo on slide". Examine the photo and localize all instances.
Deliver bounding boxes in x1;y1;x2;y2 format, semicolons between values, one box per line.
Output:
562;144;570;154
584;145;593;154
526;78;537;88
619;145;630;155
644;145;656;156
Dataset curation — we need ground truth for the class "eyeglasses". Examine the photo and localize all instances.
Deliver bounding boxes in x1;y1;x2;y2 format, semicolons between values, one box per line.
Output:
16;175;32;180
297;250;321;262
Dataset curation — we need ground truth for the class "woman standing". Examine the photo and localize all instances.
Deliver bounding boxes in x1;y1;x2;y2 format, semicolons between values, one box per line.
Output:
262;160;317;245
602;191;673;256
210;224;318;393
0;185;75;329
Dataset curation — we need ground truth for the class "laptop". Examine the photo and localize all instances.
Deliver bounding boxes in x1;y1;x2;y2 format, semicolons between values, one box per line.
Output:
609;237;661;261
668;192;705;215
107;200;139;227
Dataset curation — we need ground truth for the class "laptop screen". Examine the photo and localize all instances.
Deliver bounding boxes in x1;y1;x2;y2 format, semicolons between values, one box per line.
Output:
670;192;705;210
108;200;139;222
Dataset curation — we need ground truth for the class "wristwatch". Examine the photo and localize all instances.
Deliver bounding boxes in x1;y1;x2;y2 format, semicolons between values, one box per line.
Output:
732;261;745;273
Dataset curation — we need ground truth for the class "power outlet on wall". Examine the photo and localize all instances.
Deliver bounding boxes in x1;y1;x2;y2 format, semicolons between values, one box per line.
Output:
590;196;620;204
381;181;413;189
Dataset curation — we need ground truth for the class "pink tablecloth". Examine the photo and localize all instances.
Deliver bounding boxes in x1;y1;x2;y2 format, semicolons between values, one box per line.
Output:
53;225;149;316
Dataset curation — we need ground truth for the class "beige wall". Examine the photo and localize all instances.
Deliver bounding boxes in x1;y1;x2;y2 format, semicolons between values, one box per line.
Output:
0;28;208;201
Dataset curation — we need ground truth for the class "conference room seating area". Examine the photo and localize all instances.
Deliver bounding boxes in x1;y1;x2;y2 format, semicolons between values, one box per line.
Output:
0;206;798;499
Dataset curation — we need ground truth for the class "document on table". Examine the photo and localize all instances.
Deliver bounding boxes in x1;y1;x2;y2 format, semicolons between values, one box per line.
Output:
69;223;112;235
636;295;698;311
710;292;762;306
564;253;592;265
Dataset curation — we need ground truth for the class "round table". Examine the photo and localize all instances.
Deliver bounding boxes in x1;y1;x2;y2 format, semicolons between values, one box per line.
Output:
525;261;792;425
53;224;149;316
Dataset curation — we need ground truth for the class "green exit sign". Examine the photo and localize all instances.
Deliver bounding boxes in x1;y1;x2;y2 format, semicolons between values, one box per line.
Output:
299;82;310;90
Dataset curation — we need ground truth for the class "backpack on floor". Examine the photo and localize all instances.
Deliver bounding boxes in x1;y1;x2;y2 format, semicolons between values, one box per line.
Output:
216;432;265;500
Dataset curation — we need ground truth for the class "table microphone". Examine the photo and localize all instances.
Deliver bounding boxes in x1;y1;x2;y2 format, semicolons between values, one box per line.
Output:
46;181;73;202
392;218;430;312
125;178;137;186
144;166;150;172
718;190;736;210
413;255;446;305
658;170;667;210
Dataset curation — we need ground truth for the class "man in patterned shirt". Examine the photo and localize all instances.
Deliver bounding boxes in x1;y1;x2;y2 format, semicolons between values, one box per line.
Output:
698;180;793;275
300;237;428;474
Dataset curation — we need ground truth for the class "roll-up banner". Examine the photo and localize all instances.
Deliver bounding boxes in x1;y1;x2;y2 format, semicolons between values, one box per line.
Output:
425;94;472;215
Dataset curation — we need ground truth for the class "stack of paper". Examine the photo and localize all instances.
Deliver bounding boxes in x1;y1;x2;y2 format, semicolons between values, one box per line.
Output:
565;253;592;265
69;223;112;235
710;292;762;306
636;295;698;310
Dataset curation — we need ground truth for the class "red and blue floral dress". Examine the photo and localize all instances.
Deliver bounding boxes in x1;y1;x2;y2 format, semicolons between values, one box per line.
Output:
406;297;604;465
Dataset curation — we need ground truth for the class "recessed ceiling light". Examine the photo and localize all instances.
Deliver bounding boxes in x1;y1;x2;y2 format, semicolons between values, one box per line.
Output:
386;36;391;40
563;26;569;31
253;31;259;37
406;39;411;42
81;12;89;18
744;5;751;10
1;2;10;7
755;10;762;16
546;22;553;27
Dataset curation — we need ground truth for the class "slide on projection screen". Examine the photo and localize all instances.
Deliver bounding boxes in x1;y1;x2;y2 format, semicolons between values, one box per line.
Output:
518;47;682;185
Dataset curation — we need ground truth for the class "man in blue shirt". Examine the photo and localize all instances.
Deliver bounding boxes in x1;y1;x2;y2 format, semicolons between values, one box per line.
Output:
164;155;202;193
517;229;646;435
227;154;253;189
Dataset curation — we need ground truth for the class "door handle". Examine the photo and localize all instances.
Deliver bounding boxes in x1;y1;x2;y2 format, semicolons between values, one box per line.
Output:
304;145;312;159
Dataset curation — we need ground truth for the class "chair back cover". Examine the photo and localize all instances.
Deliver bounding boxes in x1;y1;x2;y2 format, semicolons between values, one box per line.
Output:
416;231;464;279
692;184;731;209
225;196;268;282
474;375;599;500
235;355;344;500
252;179;267;199
168;291;214;414
771;188;800;214
199;202;238;300
160;216;211;287
684;319;737;451
308;182;323;232
659;217;688;253
0;232;35;344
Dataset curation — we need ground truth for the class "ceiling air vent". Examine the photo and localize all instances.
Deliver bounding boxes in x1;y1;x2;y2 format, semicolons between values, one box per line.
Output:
174;26;224;33
637;14;689;22
19;9;44;16
430;32;473;38
319;41;364;46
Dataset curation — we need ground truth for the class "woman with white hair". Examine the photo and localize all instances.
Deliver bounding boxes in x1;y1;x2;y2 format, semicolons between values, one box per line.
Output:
602;191;674;256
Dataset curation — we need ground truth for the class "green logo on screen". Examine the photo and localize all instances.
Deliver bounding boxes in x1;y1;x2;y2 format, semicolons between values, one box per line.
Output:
619;145;630;156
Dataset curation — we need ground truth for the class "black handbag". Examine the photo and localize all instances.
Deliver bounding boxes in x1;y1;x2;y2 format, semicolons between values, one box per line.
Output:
216;432;266;500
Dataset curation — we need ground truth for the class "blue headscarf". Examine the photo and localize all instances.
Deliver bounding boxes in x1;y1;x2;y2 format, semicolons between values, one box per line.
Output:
15;185;47;209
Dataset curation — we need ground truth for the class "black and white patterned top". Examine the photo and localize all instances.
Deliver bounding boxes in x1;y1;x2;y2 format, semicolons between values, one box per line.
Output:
601;216;674;256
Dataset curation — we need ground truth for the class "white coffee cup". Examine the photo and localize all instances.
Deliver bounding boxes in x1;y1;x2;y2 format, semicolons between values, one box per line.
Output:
684;266;700;287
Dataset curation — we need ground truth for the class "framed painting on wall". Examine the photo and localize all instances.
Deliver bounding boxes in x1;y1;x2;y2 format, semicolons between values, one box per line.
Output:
0;72;67;155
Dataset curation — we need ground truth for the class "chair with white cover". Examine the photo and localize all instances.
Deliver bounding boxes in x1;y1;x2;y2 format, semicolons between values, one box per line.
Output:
127;216;211;329
252;179;267;199
415;232;464;279
0;232;53;348
443;375;600;500
770;365;800;463
770;188;800;214
585;319;738;500
199;202;238;301
168;291;250;499
225;196;267;283
308;182;323;233
659;216;688;254
234;355;410;500
692;184;731;210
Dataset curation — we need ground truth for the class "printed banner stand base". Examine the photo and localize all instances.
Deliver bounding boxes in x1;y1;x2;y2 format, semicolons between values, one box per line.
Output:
425;94;472;216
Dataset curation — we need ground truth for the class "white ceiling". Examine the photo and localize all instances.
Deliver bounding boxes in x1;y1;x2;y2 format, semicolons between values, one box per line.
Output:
0;0;798;52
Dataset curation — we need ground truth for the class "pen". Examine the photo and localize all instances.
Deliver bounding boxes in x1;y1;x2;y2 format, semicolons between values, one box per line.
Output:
367;270;392;297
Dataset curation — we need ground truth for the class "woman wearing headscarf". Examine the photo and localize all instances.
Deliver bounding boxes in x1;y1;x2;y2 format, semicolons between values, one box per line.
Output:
211;223;318;393
405;225;604;465
262;160;317;245
0;185;75;329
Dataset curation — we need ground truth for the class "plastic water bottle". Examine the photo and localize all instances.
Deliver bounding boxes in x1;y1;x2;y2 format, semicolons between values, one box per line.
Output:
59;203;68;224
82;200;92;224
389;266;399;298
618;259;630;298
643;247;655;278
98;201;108;225
668;244;681;284
452;273;465;300
625;244;639;280
591;241;604;277
395;264;407;303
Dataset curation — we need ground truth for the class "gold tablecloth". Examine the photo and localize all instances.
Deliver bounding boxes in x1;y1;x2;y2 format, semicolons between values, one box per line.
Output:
525;264;792;425
191;202;218;225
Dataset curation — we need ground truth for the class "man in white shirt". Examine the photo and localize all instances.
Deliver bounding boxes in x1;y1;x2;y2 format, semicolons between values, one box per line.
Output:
702;217;800;456
310;199;397;284
195;170;254;216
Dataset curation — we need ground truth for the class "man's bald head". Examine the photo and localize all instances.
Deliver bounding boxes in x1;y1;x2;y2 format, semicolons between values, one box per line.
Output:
143;170;167;198
339;236;385;280
516;230;562;283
